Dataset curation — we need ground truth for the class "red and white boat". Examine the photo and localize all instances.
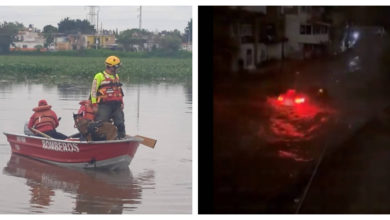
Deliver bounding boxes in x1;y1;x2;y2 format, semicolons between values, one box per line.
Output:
3;132;142;170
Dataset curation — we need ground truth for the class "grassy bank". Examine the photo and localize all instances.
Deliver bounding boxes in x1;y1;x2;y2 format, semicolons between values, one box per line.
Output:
0;55;192;83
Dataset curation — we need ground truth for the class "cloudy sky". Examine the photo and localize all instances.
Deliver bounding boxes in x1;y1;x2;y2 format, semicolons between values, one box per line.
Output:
0;6;192;33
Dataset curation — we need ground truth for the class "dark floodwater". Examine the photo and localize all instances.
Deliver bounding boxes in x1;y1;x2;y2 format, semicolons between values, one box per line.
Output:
213;33;390;213
0;81;192;214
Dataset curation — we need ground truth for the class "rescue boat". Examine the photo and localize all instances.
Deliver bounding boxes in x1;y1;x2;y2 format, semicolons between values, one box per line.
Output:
3;132;142;170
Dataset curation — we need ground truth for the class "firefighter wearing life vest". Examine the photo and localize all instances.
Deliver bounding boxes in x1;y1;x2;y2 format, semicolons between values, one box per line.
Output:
77;100;95;121
90;55;126;139
28;99;67;140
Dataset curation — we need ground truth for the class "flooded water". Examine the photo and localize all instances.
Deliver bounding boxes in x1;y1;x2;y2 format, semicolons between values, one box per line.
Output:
213;35;390;213
0;81;192;214
264;91;334;143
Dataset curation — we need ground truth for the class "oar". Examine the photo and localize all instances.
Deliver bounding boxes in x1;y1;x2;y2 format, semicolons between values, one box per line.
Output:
135;135;157;148
30;127;52;139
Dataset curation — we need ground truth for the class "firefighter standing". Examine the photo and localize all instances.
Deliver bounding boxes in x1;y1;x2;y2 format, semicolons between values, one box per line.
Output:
90;56;126;139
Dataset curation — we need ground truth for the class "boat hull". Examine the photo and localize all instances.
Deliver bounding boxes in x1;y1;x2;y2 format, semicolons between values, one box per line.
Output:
3;132;141;170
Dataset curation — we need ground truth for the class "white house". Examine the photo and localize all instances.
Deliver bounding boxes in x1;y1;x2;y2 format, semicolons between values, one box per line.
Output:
284;6;330;59
230;6;285;72
11;28;45;51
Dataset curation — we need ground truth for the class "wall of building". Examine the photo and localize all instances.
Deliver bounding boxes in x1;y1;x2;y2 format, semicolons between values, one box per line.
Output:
284;13;329;59
84;35;116;49
267;43;284;60
13;42;41;49
239;44;256;70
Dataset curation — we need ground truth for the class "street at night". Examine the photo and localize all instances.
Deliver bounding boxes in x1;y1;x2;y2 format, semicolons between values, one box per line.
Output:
212;6;390;213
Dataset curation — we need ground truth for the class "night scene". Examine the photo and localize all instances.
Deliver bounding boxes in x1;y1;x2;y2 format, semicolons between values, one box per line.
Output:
213;6;390;214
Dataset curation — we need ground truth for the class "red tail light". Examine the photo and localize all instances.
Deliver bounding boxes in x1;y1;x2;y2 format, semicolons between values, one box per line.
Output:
294;97;305;104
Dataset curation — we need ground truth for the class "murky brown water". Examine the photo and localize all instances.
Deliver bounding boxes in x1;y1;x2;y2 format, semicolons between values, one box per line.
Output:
0;81;192;213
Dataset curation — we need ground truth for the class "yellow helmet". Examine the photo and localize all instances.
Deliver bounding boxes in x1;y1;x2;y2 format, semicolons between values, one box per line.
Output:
105;56;121;68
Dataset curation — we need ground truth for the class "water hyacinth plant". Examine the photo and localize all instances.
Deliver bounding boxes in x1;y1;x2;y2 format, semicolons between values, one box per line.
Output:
0;54;192;83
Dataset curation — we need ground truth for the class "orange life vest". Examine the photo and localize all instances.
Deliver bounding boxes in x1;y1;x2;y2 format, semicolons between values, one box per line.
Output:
78;100;95;121
97;73;124;103
31;105;57;130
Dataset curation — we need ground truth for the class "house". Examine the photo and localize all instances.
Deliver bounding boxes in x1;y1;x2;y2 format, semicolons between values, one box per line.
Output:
283;6;330;59
214;6;287;72
53;35;72;51
50;33;116;51
181;43;192;51
257;7;287;62
84;34;116;49
10;28;46;51
214;6;331;74
125;31;157;52
212;6;266;72
68;34;86;50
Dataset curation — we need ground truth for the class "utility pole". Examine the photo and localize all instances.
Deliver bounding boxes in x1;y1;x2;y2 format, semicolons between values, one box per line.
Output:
87;6;100;49
138;6;142;30
87;6;98;31
96;8;99;34
136;5;143;129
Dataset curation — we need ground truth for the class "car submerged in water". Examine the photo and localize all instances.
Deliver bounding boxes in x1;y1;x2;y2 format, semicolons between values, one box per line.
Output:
276;89;307;106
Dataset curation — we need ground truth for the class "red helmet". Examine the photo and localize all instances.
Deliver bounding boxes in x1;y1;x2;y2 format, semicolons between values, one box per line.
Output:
38;99;48;106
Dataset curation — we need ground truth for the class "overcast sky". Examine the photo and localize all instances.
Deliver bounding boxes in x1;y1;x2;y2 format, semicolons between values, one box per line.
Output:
0;6;192;33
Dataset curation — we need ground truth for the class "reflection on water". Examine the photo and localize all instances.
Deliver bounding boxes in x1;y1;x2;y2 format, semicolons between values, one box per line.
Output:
183;81;192;113
3;154;154;214
254;94;336;162
56;84;91;100
262;96;334;143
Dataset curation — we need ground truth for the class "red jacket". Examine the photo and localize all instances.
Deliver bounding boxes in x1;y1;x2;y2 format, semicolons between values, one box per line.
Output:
28;105;59;132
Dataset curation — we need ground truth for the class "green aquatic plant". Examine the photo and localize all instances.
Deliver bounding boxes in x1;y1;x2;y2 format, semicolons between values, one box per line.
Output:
0;55;192;83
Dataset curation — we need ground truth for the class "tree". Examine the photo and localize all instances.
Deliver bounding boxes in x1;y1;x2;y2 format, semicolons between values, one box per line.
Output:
183;19;192;43
0;22;24;53
42;25;58;48
159;34;182;52
116;28;152;51
157;30;183;52
58;17;95;34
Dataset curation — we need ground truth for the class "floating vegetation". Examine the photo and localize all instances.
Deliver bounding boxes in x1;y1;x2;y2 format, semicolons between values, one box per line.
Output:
0;55;192;83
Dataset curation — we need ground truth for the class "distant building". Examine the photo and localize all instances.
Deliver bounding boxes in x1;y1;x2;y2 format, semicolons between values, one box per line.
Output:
84;34;116;49
50;33;116;51
10;28;46;51
181;42;192;51
53;35;72;51
68;34;86;50
284;6;330;59
214;6;331;73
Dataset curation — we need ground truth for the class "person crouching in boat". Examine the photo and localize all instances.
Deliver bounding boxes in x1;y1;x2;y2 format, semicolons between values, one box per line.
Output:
74;100;118;141
28;99;67;140
74;100;95;140
77;100;95;121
